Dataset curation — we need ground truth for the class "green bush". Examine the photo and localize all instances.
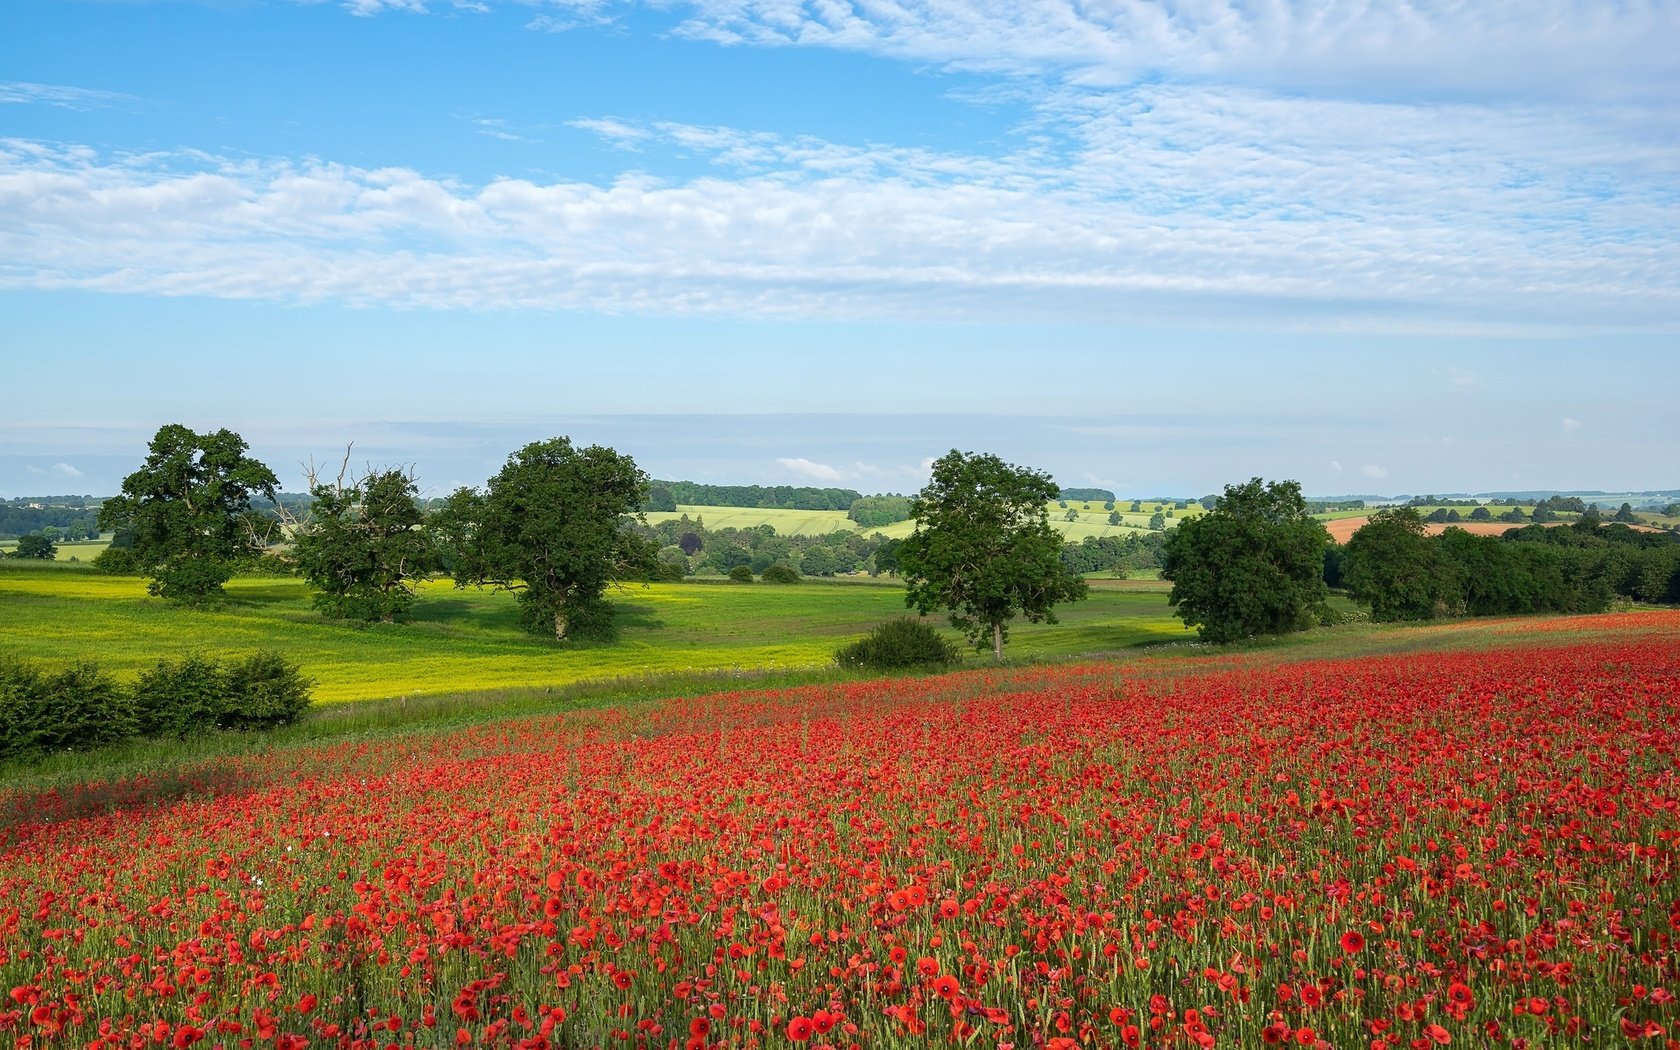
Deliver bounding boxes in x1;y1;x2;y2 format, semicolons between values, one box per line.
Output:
0;656;49;763
0;657;133;761
133;654;226;739
835;617;960;672
727;565;755;583
221;650;314;730
761;563;801;584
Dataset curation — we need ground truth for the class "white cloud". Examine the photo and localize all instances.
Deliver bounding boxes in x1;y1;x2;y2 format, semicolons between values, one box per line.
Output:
50;462;82;478
1329;460;1342;473
3;124;1675;331
776;457;846;482
667;0;1680;108
1562;417;1583;431
0;82;139;111
1360;464;1388;479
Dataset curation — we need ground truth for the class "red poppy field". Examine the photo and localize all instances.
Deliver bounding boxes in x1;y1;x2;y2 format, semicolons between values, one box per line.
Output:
3;612;1678;1049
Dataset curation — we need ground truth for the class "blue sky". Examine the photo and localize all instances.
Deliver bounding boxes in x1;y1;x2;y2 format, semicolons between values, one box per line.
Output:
3;0;1677;499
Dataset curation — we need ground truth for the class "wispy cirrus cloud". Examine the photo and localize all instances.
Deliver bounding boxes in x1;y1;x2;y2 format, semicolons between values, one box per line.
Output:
3;103;1674;332
0;82;141;111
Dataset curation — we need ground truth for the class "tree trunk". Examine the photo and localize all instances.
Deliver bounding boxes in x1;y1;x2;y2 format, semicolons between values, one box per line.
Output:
992;621;1003;663
554;608;568;640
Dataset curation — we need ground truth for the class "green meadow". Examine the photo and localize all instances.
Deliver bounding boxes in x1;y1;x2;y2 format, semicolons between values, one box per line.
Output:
643;501;1210;541
0;562;1196;704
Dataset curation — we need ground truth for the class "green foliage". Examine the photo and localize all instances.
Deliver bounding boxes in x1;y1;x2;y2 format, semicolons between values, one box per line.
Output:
133;654;226;739
1057;487;1115;502
0;648;313;765
97;424;279;604
0;658;134;762
1343;509;1453;621
434;437;655;642
293;468;431;623
761;563;801;584
834;617;960;672
899;450;1088;661
1108;511;1122;526
221;650;314;730
1163;478;1329;644
847;495;913;528
641;483;677;513
11;533;56;559
727;565;755;583
656;481;861;511
1148;511;1166;531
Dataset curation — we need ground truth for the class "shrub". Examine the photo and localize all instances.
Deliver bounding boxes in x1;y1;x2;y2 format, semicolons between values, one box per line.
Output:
46;663;137;751
0;656;48;763
133;654;226;739
727;565;755;583
835;617;960;672
0;658;133;760
220;651;313;730
761;563;801;584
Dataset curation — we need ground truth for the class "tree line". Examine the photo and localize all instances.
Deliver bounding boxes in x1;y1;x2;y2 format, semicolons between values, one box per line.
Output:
86;424;1680;661
646;481;864;512
1339;508;1680;619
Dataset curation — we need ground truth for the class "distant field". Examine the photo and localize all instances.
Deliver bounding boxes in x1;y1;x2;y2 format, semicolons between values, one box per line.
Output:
0;563;1198;703
0;537;111;561
644;502;1203;540
642;505;857;536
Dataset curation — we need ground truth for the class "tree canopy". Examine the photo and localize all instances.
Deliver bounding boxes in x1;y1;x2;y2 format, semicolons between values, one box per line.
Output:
432;437;655;641
1162;477;1329;643
898;450;1087;661
96;424;279;603
292;464;431;623
1342;508;1451;621
11;534;56;560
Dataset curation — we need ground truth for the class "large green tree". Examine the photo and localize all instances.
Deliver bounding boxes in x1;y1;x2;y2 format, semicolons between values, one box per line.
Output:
292;465;431;622
97;424;279;603
432;437;655;641
1341;508;1452;621
898;450;1088;662
1162;477;1329;643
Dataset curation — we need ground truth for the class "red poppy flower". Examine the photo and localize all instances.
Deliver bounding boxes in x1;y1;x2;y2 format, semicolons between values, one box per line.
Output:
1339;930;1365;953
786;1016;814;1042
917;956;939;978
933;975;960;1000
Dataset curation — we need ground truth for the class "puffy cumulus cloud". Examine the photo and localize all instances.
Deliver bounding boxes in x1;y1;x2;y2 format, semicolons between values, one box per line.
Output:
51;462;83;478
776;457;846;482
4;114;1677;332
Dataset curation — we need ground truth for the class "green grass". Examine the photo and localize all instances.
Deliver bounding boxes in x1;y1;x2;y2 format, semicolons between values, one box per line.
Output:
0;563;1195;704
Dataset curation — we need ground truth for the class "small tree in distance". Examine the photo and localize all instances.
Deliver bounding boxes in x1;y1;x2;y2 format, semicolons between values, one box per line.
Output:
899;450;1088;662
12;534;56;559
